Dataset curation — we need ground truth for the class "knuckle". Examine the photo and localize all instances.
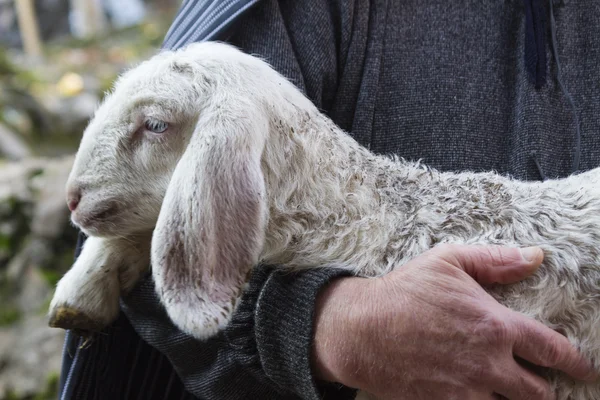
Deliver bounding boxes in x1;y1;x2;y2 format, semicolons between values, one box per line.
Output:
429;243;456;258
465;358;493;383
542;336;564;367
429;243;474;271
422;244;459;269
437;243;457;253
480;315;511;345
523;379;550;400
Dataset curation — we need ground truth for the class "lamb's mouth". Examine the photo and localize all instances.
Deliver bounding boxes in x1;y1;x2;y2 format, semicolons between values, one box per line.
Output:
72;202;120;231
89;207;115;220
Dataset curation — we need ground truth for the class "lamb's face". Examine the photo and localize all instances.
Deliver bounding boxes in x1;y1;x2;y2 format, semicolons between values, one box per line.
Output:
66;53;201;237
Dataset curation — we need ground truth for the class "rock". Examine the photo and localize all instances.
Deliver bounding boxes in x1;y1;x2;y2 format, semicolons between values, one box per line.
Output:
17;264;52;314
0;155;75;399
69;92;99;122
1;108;32;138
0;123;31;161
5;250;28;284
0;155;76;276
38;90;98;131
0;314;65;399
29;156;73;239
0;195;30;269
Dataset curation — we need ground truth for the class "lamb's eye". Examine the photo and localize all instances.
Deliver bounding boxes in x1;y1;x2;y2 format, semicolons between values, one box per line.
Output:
144;118;168;133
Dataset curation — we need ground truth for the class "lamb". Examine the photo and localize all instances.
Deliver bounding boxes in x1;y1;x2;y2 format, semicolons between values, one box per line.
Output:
48;41;600;399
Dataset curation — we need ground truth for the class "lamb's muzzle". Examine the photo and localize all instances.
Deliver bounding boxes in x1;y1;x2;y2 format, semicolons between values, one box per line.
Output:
49;41;600;399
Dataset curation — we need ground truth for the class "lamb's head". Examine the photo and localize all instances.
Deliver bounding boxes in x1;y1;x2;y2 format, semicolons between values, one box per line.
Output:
66;42;282;338
66;46;215;237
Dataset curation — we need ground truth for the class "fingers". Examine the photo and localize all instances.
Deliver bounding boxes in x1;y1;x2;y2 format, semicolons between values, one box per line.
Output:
512;314;598;382
429;244;544;285
493;362;555;400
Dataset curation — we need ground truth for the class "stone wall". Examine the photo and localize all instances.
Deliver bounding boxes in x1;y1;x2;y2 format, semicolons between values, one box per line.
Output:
0;156;76;399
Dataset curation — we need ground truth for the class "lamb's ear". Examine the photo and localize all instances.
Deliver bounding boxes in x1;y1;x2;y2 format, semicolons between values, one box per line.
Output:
152;109;268;340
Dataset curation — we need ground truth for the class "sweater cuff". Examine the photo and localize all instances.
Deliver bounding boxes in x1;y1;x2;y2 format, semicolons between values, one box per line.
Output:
254;267;357;400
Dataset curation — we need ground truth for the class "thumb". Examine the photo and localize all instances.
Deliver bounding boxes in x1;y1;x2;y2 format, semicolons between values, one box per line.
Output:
429;244;544;285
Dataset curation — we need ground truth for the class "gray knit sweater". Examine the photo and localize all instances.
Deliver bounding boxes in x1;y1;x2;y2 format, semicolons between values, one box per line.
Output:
58;1;600;399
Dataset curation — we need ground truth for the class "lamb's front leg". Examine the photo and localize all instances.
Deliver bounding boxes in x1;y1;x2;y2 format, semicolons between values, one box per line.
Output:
48;235;150;333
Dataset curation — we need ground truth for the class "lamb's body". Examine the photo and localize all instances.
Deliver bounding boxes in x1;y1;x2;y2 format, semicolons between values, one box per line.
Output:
49;42;600;399
255;106;600;399
264;109;600;280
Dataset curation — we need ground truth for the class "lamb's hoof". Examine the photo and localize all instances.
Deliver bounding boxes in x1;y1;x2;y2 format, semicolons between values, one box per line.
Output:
48;306;104;333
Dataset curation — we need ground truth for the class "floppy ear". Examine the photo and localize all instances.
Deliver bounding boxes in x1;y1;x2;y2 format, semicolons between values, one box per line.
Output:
152;107;269;340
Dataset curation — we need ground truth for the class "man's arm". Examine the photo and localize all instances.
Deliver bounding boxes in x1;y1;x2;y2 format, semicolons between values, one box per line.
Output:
312;245;597;399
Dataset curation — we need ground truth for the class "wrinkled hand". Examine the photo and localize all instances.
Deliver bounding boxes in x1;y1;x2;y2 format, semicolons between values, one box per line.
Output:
312;244;598;400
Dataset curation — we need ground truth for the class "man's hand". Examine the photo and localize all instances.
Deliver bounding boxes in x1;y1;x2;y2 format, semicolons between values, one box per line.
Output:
312;244;597;400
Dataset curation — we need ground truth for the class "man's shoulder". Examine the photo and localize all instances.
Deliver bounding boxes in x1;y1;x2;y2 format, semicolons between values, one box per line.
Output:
162;0;262;50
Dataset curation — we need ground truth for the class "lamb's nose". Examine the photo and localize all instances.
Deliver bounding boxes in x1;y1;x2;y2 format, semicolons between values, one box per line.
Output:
67;188;81;212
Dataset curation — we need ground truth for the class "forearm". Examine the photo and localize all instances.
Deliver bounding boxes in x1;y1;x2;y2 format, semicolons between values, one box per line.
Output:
312;277;365;384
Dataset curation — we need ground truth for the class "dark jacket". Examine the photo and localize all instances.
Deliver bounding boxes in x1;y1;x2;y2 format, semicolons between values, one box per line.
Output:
58;1;600;399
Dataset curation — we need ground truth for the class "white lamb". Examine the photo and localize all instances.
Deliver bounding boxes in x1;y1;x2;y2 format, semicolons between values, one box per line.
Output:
49;42;600;399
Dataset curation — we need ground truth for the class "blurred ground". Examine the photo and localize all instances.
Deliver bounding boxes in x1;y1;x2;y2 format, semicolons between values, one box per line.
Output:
0;3;177;398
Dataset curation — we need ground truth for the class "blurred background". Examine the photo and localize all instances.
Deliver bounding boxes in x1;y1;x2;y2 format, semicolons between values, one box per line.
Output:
0;1;179;398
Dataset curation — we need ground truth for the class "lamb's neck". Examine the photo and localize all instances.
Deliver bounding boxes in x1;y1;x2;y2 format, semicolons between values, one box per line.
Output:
260;110;400;269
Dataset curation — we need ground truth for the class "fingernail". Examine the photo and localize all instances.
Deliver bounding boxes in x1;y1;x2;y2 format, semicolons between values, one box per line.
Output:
520;247;541;263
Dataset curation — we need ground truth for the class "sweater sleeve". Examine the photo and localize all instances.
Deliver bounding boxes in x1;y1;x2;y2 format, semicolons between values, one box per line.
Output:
123;1;359;399
121;266;356;400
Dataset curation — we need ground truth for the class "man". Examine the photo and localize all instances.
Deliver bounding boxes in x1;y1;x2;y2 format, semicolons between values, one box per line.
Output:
58;1;600;399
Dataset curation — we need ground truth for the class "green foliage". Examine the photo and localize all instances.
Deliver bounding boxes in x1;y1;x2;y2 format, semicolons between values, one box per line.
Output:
27;168;44;180
3;389;20;400
0;305;21;326
0;196;31;268
39;268;60;287
0;234;10;252
32;373;59;400
0;48;50;143
1;372;59;400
